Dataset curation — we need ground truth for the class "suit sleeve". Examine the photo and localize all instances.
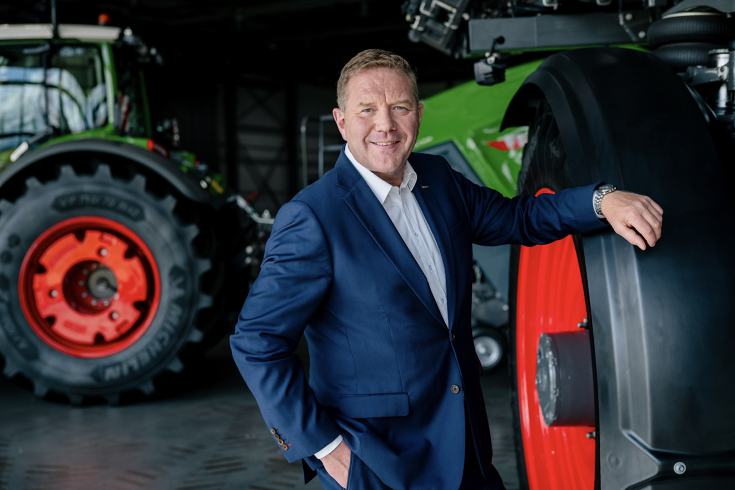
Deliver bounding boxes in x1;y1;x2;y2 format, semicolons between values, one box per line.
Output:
230;200;341;463
446;163;608;246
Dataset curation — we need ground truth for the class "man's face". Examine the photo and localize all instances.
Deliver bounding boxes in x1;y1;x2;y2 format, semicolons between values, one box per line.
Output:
333;67;423;186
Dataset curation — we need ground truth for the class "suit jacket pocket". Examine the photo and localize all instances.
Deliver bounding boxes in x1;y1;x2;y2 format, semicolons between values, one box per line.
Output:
338;392;409;419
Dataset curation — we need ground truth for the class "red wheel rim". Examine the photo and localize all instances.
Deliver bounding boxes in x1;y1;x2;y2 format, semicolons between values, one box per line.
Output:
19;217;160;358
516;188;595;490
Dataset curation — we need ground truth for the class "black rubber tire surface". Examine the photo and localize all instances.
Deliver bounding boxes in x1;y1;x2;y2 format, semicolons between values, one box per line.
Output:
0;164;211;404
647;15;735;49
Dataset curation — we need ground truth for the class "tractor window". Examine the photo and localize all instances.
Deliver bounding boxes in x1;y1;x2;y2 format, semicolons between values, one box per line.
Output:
112;45;149;138
0;44;108;153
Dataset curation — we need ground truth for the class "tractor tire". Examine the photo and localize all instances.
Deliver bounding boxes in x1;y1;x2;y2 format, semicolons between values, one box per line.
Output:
0;164;212;405
509;101;597;490
506;47;735;490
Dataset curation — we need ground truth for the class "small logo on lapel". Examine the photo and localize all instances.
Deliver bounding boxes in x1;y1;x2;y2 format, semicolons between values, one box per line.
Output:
420;185;429;189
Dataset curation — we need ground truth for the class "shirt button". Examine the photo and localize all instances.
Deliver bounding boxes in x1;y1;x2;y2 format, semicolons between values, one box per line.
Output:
428;265;433;270
451;385;460;394
441;298;445;303
414;232;419;237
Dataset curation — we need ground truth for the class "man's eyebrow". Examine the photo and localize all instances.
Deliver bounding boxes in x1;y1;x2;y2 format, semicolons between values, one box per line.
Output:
355;99;414;107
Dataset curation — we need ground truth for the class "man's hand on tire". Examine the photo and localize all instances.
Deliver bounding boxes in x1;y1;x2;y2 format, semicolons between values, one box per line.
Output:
601;191;663;250
322;439;351;488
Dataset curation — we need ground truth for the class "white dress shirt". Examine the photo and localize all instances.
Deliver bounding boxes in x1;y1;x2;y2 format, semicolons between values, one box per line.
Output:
315;144;449;459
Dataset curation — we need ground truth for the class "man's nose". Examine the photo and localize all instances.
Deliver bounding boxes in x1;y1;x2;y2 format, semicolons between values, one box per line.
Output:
374;109;396;133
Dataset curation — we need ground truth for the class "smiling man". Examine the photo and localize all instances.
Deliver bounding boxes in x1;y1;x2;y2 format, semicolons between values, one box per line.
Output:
231;49;663;490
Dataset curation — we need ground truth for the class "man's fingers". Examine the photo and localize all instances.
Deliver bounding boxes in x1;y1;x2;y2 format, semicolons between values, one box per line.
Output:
638;207;663;242
629;213;659;247
612;221;647;250
642;196;664;216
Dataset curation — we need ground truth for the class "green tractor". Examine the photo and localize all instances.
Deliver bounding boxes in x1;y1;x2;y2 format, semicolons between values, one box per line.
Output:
0;22;271;405
406;1;735;489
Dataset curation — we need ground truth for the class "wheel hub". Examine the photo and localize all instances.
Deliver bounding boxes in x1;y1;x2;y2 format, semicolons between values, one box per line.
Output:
535;331;594;427
19;216;160;358
86;265;118;300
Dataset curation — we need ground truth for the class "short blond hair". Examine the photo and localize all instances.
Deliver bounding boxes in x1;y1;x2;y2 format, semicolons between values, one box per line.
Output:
336;49;419;111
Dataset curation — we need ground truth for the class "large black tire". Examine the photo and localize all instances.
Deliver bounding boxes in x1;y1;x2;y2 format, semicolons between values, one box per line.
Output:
508;100;590;490
0;163;213;404
505;48;735;490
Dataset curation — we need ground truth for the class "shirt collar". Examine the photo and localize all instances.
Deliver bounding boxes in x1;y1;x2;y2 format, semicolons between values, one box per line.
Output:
345;144;417;205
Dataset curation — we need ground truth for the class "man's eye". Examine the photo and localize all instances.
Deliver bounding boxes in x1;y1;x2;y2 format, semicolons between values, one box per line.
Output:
361;108;373;113
395;106;408;111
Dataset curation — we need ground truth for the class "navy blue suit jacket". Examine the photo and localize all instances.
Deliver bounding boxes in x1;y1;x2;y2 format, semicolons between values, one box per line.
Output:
231;149;606;489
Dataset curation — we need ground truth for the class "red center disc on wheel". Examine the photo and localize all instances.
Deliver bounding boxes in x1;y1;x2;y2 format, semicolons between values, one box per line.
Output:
516;188;596;490
19;216;160;358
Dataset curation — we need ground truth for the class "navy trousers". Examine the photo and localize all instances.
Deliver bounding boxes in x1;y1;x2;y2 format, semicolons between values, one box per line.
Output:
316;416;506;490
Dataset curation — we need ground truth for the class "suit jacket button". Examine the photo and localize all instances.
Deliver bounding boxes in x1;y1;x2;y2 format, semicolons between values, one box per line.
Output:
270;428;277;434
451;385;460;394
451;333;456;341
281;444;288;451
277;438;284;445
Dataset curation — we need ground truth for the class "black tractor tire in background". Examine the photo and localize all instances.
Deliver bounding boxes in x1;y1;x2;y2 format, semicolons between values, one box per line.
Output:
0;163;215;405
503;48;735;489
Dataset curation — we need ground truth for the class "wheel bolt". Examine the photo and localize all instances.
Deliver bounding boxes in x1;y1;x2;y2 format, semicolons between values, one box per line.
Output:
110;311;119;320
103;300;110;306
78;281;84;286
81;292;88;298
91;300;97;306
49;289;58;298
82;269;88;275
99;248;108;257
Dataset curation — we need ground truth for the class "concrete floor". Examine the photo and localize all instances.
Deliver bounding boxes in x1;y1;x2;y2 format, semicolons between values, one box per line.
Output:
0;339;519;490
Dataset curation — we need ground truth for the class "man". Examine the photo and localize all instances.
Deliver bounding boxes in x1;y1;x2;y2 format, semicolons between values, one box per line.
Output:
231;50;662;490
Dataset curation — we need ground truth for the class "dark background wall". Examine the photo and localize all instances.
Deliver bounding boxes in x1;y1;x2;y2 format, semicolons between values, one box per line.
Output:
1;0;475;212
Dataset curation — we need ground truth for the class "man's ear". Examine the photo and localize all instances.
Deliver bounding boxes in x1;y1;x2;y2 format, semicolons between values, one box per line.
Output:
418;103;424;126
333;108;347;141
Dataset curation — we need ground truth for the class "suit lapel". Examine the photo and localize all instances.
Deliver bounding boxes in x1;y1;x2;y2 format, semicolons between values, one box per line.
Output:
412;183;457;331
337;152;447;329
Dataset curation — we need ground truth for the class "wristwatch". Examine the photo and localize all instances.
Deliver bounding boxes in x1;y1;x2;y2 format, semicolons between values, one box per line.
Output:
593;184;617;219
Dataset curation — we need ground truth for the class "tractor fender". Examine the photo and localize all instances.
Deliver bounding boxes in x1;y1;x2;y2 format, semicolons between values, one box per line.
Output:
503;48;735;488
3;139;211;204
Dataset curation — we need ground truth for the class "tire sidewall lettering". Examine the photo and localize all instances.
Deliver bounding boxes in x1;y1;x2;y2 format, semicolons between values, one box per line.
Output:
52;192;145;221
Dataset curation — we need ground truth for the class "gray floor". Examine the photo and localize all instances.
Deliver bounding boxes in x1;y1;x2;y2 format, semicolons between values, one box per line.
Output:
0;339;519;490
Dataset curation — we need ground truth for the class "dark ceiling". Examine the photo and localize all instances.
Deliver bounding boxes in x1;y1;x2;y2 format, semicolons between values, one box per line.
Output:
1;0;476;86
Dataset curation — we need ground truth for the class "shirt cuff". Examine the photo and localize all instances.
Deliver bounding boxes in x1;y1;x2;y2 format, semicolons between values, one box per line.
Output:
314;435;343;459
